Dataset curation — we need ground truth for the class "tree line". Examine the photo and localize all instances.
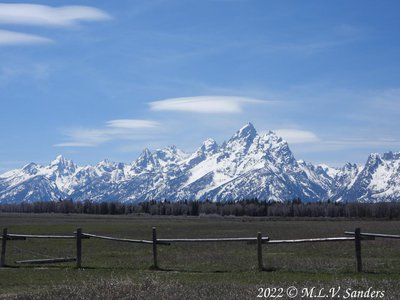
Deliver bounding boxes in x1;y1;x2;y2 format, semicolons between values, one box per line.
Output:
0;198;400;218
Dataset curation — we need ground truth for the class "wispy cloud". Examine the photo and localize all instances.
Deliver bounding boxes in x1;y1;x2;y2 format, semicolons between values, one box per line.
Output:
0;29;52;46
0;4;111;27
106;119;160;129
54;142;95;148
149;96;272;114
0;4;111;47
273;129;319;144
54;119;161;147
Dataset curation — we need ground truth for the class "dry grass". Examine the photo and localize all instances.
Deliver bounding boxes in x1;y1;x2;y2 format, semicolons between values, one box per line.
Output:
1;214;400;299
5;275;399;300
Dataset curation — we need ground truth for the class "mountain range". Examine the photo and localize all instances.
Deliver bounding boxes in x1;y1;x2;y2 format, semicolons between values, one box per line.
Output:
1;123;399;203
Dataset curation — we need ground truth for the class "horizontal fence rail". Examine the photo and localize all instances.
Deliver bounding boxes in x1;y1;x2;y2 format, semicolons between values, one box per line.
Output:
267;237;356;244
7;234;78;239
344;231;400;239
15;257;77;264
81;232;170;245
157;237;270;243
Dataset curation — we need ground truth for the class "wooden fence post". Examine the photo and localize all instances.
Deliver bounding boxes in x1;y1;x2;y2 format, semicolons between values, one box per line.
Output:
152;227;158;269
1;228;7;267
257;232;263;271
76;228;82;268
355;228;362;272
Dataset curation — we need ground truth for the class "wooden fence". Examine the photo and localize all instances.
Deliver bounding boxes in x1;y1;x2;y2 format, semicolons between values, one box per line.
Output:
1;227;398;272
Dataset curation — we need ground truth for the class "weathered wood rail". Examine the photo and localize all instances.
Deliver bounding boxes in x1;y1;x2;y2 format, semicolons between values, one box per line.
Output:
1;227;396;272
7;234;76;239
344;231;400;239
158;237;270;243
267;237;356;244
149;227;269;269
82;232;170;245
15;257;77;264
0;227;88;268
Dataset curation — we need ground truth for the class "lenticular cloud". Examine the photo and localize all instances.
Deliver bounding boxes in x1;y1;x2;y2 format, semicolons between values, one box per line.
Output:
149;96;268;114
0;4;111;27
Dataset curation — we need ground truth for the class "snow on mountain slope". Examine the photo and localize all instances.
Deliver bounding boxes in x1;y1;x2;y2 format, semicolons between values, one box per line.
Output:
179;123;328;201
0;123;399;203
334;152;400;202
185;138;218;169
1;177;64;204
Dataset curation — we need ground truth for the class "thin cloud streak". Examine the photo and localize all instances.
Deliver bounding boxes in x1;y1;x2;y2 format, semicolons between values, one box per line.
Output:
54;142;96;148
0;4;111;27
55;119;161;147
149;96;272;114
0;29;52;45
273;129;319;144
106;119;160;129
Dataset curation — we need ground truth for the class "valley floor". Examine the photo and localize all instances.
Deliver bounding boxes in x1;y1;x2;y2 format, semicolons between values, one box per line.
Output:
0;214;399;299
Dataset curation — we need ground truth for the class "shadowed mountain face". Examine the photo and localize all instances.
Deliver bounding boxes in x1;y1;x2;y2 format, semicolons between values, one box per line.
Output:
0;123;399;203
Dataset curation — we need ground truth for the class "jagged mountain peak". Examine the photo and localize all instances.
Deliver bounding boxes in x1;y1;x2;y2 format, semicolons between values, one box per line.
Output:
97;159;111;166
1;123;399;203
230;122;257;141
138;148;152;159
259;130;285;146
200;138;218;153
154;146;188;162
96;159;120;172
50;154;75;168
49;155;76;175
133;148;159;171
333;151;400;203
254;132;295;168
367;152;394;162
185;138;219;168
365;153;383;170
368;152;381;159
202;138;217;147
21;162;41;176
382;151;400;160
51;154;67;165
223;123;259;157
342;162;358;170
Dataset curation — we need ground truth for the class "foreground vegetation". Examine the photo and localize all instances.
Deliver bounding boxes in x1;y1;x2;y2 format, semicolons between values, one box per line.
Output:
0;214;399;299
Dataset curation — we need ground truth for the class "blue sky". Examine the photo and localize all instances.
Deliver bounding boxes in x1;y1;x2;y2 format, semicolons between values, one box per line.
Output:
1;0;400;171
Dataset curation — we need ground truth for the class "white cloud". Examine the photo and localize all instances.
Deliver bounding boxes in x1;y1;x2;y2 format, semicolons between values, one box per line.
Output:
54;128;118;148
273;129;319;144
0;4;111;27
149;96;270;114
0;29;52;45
55;119;161;147
106;119;160;129
54;142;95;148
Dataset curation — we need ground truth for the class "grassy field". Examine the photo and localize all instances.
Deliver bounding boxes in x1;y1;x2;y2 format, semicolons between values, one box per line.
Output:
0;213;399;299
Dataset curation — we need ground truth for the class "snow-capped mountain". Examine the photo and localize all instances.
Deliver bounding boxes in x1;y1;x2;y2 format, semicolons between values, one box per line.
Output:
332;152;400;202
0;123;399;203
